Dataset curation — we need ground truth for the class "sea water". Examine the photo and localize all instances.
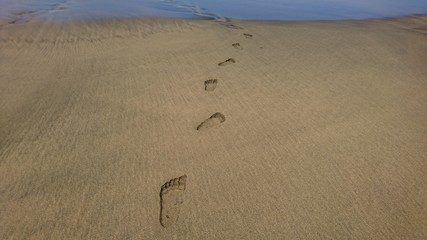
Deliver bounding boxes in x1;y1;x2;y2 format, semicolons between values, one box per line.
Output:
1;0;426;23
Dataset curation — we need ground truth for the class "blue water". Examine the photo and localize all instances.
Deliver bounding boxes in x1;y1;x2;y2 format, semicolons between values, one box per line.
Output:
1;0;426;23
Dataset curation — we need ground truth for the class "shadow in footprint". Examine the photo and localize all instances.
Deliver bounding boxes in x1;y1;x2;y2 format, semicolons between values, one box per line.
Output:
243;33;253;38
160;175;187;228
205;79;218;91
232;43;242;49
218;58;236;66
197;112;226;131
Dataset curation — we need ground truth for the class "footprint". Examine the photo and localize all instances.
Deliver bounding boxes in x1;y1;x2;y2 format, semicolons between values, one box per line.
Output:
223;23;244;30
232;43;242;49
243;33;253;38
218;58;236;66
197;112;226;131
160;175;187;228
204;79;218;91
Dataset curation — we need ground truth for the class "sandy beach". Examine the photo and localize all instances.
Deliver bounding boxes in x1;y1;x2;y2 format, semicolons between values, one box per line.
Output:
1;15;426;239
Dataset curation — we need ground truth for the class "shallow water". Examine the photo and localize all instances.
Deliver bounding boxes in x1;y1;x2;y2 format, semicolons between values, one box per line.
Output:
1;0;426;23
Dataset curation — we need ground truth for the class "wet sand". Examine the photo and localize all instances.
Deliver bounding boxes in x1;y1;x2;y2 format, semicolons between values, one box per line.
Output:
1;15;426;239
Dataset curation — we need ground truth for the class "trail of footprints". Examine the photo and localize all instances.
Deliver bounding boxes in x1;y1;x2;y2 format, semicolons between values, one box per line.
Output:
159;30;253;228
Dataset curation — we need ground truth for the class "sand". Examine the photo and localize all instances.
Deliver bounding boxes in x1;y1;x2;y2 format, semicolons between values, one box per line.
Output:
1;15;426;239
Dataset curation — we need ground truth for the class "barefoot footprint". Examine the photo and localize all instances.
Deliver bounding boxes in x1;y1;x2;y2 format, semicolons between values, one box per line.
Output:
218;58;236;66
160;175;187;228
204;79;218;91
232;43;242;49
197;112;226;131
243;33;253;38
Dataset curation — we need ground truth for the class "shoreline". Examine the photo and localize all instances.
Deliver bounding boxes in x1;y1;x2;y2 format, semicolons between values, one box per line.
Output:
1;13;426;239
2;13;427;27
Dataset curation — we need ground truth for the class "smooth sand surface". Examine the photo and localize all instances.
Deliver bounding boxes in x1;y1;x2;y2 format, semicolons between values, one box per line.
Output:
1;15;426;239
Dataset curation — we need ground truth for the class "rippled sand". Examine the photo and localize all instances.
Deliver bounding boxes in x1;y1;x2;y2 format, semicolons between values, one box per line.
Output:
1;15;426;239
